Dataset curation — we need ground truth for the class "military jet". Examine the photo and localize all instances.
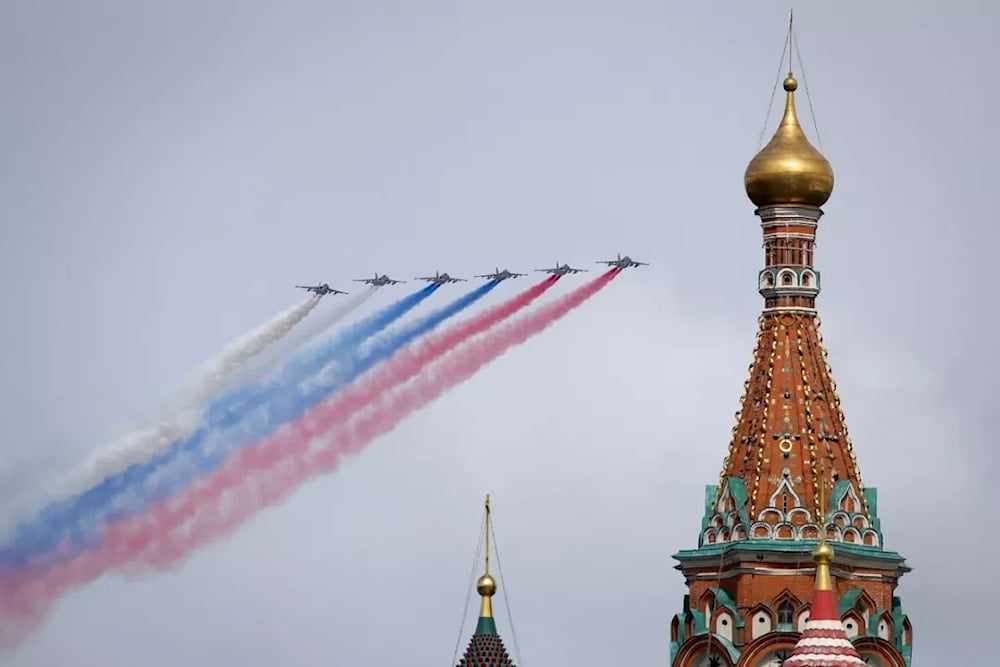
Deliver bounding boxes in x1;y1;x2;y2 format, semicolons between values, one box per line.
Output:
353;273;406;286
476;267;527;282
535;262;588;276
596;253;649;269
295;283;348;296
415;271;467;285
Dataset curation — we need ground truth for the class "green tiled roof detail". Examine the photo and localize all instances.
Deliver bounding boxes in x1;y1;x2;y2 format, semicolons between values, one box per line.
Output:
707;587;745;628
475;616;497;635
726;479;751;526
836;588;864;616
865;488;882;532
703;485;719;530
697;478;887;549
714;634;741;663
830;480;851;516
690;608;707;634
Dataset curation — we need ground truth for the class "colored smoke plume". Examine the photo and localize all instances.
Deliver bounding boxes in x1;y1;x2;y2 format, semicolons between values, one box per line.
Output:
0;296;323;542
0;271;618;649
1;287;434;568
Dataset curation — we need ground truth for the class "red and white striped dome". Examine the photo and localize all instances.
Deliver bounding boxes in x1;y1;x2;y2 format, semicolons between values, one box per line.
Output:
785;540;864;667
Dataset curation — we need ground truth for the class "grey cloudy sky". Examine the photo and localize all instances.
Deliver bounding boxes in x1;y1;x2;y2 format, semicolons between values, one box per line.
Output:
1;1;995;664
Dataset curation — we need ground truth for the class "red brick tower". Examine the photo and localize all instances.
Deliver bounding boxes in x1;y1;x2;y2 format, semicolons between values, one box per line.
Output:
667;64;913;667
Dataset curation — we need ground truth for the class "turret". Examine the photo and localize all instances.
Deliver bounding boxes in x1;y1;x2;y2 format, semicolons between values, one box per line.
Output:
745;69;834;311
455;496;517;667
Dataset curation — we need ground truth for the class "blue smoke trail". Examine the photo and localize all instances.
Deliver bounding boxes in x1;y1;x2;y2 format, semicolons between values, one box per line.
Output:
205;286;434;423
1;285;438;569
3;281;500;570
195;280;499;471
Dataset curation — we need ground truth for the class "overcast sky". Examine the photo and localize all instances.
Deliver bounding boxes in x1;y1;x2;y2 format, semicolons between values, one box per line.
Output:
1;1;995;664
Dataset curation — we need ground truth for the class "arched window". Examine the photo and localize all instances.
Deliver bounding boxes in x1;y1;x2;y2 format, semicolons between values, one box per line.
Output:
716;612;734;642
777;601;795;626
751;610;773;639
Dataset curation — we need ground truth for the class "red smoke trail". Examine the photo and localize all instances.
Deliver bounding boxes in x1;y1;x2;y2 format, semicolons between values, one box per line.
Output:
127;270;617;568
0;271;617;647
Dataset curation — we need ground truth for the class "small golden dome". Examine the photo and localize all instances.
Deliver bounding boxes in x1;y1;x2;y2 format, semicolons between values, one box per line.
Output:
744;74;834;208
476;574;497;597
813;539;835;564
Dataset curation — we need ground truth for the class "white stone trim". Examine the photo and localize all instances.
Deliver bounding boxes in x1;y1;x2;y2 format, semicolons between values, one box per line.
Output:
762;306;818;313
787;655;865;666
803;620;850;631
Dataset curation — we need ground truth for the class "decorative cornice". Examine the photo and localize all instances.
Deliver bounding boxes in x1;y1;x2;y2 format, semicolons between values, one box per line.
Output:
762;306;818;313
679;566;904;585
756;205;824;222
761;231;818;240
673;540;910;574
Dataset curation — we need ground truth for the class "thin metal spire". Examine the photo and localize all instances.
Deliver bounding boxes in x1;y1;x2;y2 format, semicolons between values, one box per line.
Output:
788;9;794;74
484;494;491;576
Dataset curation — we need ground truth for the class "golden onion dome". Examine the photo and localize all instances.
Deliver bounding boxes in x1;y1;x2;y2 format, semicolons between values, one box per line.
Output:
744;74;834;208
476;573;497;597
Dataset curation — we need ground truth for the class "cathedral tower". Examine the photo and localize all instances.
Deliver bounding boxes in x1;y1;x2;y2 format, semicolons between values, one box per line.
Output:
667;57;913;667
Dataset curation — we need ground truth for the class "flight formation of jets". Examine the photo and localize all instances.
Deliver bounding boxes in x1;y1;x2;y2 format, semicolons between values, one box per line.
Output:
295;254;648;297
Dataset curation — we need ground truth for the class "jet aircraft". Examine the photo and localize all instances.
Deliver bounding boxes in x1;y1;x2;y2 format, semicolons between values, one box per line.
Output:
535;262;588;276
295;283;348;296
353;273;406;286
415;271;467;285
596;253;649;269
476;267;526;282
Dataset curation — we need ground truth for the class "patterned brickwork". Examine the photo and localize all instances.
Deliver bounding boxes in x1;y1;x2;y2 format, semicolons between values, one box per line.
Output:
457;632;515;667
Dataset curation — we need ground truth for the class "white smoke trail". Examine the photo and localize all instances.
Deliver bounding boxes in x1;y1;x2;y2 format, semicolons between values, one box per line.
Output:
0;296;329;539
220;287;377;390
179;297;322;406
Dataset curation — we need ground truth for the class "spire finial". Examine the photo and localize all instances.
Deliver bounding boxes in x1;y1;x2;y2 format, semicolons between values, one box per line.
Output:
475;494;498;625
813;459;835;591
788;8;794;75
484;494;491;576
784;9;798;92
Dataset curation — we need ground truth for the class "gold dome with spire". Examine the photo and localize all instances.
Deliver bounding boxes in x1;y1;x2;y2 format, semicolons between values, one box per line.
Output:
744;73;835;208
